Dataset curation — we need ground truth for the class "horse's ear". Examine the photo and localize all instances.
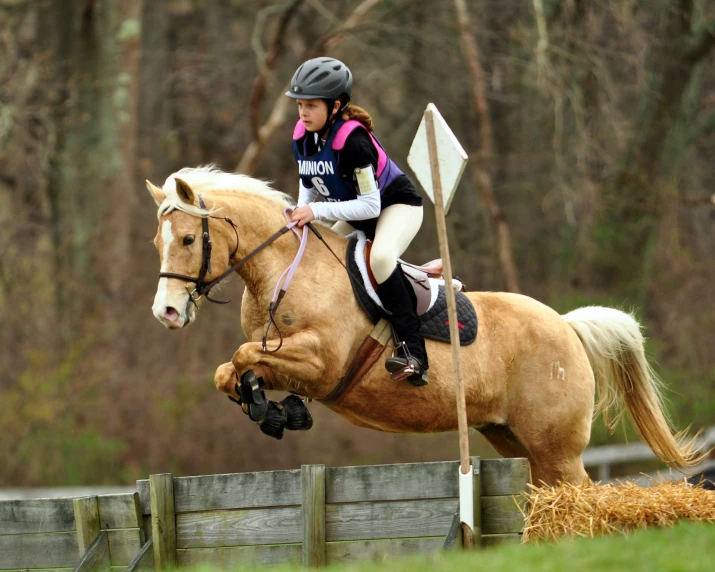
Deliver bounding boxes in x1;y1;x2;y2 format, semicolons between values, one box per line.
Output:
174;177;196;205
146;180;165;206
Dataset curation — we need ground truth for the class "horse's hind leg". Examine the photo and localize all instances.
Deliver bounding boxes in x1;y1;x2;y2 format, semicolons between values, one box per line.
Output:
478;424;532;460
509;418;591;486
478;424;538;478
479;423;589;486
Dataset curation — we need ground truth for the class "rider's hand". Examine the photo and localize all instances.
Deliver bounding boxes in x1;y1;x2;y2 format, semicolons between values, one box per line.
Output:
291;205;315;227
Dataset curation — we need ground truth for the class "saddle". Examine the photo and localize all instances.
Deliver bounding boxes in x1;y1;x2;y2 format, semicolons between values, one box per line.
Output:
346;233;478;346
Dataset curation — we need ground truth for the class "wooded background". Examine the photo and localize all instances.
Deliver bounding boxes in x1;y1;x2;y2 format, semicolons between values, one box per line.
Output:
1;0;713;487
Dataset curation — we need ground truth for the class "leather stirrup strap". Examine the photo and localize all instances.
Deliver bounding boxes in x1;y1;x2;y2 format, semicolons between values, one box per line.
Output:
320;319;392;406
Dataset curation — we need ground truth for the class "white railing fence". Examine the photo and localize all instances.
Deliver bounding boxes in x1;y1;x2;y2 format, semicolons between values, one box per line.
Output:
582;425;715;484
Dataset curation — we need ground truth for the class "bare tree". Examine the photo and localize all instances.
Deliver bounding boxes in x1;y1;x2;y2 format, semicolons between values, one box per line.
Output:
453;0;521;293
109;0;143;301
236;0;384;175
602;0;715;289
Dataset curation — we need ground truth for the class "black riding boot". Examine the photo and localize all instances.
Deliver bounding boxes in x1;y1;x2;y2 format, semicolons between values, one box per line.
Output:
376;266;429;386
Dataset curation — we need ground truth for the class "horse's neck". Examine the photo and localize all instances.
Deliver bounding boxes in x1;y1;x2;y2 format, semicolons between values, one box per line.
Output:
244;220;347;303
228;207;288;290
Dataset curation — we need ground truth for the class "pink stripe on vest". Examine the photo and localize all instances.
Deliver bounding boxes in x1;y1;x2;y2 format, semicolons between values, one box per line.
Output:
293;121;307;140
332;120;387;177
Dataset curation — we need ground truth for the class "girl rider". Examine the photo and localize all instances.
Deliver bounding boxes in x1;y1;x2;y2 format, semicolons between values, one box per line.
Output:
287;57;428;387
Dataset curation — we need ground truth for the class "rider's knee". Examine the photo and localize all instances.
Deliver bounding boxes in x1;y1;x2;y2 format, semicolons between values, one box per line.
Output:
369;247;398;284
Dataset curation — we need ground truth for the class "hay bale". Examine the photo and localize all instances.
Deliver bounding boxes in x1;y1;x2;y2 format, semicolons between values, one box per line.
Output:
522;480;715;543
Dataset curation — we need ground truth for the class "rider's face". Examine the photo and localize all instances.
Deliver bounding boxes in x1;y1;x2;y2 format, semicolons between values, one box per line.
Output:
297;99;329;132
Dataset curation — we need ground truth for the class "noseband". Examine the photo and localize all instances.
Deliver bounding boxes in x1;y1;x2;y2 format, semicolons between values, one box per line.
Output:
158;195;293;305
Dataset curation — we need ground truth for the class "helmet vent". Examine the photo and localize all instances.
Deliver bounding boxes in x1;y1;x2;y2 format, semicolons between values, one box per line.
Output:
308;71;330;85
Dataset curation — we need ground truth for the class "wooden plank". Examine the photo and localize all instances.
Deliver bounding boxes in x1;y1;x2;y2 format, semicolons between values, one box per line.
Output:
73;497;101;556
482;533;522;547
149;474;176;569
137;470;301;515
325;459;530;503
326;496;524;542
73;530;110;572
481;495;525;535
0;498;76;534
97;494;143;530
326;499;455;542
125;538;154;572
481;458;531;496
176;544;301;567
326;462;454;503
302;464;326;567
327;537;444;564
176;507;302;548
0;531;78;568
137;481;150;516
107;529;143;566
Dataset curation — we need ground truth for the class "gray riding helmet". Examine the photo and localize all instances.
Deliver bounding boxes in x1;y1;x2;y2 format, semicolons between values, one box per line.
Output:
285;57;353;104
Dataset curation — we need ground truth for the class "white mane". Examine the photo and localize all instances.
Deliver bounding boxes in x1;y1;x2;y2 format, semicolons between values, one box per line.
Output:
156;165;293;219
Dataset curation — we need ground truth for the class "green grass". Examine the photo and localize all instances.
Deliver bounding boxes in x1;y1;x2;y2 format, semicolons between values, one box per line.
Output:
179;521;715;572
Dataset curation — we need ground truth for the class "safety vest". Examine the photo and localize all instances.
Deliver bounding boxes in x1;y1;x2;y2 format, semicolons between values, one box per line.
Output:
292;119;404;202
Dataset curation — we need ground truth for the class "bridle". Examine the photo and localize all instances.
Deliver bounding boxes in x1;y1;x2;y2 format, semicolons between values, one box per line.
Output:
158;195;295;306
158;195;363;353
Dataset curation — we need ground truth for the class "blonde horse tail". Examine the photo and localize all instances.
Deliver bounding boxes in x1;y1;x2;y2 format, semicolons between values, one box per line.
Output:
562;306;706;469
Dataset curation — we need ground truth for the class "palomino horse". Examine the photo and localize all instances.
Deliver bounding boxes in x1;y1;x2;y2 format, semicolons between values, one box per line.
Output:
147;166;703;485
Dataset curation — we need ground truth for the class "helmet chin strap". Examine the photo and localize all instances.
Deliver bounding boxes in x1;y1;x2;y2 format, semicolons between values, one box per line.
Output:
316;100;336;142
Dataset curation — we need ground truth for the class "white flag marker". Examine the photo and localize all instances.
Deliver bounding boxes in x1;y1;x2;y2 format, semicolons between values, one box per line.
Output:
407;103;468;214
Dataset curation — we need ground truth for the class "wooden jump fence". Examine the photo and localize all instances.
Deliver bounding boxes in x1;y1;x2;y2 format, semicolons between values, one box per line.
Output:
0;457;530;570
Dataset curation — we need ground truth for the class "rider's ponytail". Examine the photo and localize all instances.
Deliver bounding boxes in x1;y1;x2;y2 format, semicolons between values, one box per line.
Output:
341;104;374;132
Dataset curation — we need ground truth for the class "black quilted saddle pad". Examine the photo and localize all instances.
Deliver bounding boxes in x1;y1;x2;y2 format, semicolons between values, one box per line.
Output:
346;237;478;346
419;286;478;345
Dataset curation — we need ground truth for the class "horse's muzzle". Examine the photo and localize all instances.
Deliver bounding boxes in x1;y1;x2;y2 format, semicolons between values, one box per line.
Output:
152;298;195;329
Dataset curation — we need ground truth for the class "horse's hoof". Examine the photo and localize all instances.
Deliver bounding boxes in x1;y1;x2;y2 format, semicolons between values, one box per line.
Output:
258;401;288;440
237;370;268;421
281;395;313;431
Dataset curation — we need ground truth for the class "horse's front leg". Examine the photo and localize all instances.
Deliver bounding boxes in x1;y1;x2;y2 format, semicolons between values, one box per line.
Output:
231;330;327;394
214;361;282;400
214;331;325;439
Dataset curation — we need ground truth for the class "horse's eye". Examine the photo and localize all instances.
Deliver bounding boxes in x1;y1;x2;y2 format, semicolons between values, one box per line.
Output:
183;235;195;246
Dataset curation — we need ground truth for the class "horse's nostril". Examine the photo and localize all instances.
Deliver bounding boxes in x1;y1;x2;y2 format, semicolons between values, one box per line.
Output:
165;307;179;320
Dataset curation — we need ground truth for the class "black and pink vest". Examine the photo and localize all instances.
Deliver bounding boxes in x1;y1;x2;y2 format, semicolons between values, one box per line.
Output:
292;119;404;203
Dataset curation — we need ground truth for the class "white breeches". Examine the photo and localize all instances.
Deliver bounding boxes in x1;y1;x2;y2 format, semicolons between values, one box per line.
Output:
331;204;424;284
